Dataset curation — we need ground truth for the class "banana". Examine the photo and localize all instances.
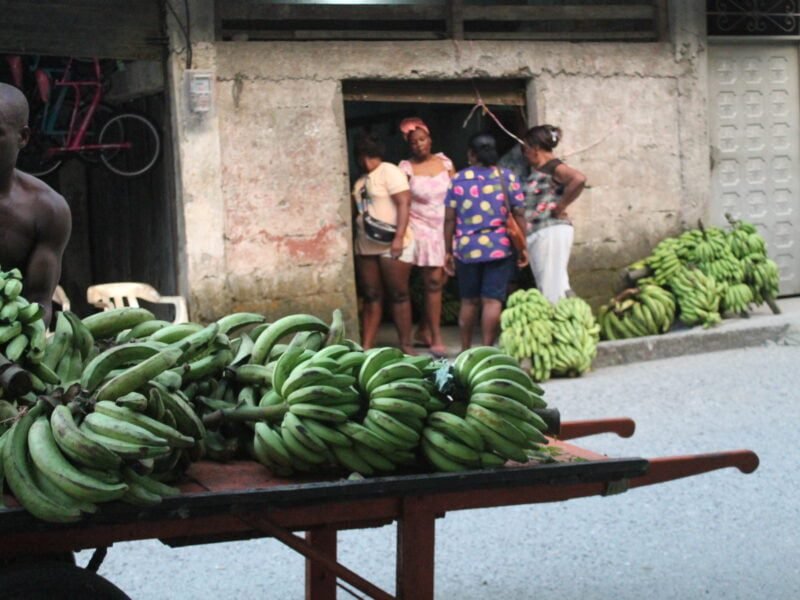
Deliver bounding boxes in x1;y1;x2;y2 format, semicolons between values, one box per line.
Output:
465;415;528;463
181;348;234;383
280;424;327;465
365;363;424;394
28;417;128;503
300;417;352;448
501;413;548;446
280;365;335;399
466;404;527;447
27;361;60;385
468;364;544;396
357;347;405;391
148;322;204;344
49;405;122;470
422;427;480;466
426;412;484;451
83;412;169;447
466;354;519;387
469;393;536;422
363;413;417;450
310;344;351;363
150;384;206;440
272;342;308;395
331;444;374;476
453;346;503;387
336;351;367;374
369;396;428;420
324;308;345;347
42;313;72;369
93;401;194;448
421;439;470;473
95;347;183;402
479;452;506;468
4;334;28;362
335;421;395;454
286;385;344;407
122;467;180;497
31;466;98;514
0;321;21;344
80;343;163;392
232;363;274;387
121;319;171;342
82;307;155;339
251;432;293;477
254;423;294;469
283;412;327;453
370;380;430;404
3;403;82;522
170;322;220;361
472;379;546;410
250;314;329;366
289;403;348;424
216;312;267;336
353;442;396;472
365;409;419;444
120;478;163;506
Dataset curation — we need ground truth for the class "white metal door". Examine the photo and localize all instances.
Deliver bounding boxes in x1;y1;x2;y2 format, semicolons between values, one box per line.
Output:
709;44;800;295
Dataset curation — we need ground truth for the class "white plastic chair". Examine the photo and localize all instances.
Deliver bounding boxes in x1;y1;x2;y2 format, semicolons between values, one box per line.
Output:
53;285;70;312
86;282;189;324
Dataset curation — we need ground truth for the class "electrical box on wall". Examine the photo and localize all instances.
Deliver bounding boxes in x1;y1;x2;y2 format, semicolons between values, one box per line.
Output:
185;70;213;113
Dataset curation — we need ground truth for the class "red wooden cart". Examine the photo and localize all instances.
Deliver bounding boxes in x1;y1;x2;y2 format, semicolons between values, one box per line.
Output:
0;416;759;599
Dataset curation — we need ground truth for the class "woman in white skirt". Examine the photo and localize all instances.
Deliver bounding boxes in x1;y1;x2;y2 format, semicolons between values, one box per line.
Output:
521;125;587;303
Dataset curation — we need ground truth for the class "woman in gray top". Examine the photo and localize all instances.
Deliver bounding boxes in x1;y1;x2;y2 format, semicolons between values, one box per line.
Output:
522;125;587;302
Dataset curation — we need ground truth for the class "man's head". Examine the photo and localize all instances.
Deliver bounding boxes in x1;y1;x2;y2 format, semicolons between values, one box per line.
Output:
0;83;30;172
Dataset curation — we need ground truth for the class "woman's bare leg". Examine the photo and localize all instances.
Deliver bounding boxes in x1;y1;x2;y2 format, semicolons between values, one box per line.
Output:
480;298;503;347
355;255;383;349
458;297;480;352
380;257;415;354
422;266;446;354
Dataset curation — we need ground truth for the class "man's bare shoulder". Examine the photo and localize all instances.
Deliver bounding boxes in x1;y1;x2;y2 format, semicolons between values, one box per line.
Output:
14;169;68;210
14;170;71;239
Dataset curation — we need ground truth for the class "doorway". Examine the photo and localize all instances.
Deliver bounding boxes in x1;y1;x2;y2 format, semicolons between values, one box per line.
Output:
343;78;531;327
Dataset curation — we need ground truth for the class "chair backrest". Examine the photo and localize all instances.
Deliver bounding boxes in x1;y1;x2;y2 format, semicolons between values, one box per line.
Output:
53;285;70;312
86;282;188;323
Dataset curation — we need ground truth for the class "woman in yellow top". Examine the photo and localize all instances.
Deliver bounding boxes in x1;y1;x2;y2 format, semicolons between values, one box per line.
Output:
352;133;416;353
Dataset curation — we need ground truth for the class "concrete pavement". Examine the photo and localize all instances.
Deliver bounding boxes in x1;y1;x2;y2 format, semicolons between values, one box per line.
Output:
376;296;800;368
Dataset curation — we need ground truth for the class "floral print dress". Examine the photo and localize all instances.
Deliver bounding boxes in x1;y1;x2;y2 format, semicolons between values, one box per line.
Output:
445;166;525;263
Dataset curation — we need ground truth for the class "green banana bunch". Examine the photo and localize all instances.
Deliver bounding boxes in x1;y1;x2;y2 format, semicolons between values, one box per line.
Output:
645;238;683;286
549;297;600;377
0;269;56;389
720;282;754;315
597;284;676;341
669;267;723;328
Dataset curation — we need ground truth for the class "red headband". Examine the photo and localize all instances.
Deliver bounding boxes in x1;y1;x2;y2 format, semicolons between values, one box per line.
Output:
399;117;430;140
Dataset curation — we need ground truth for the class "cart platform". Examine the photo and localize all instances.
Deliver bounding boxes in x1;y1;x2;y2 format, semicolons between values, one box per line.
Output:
0;418;759;600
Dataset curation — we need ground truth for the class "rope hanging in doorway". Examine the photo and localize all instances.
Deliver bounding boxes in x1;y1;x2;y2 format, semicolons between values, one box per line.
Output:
463;81;622;159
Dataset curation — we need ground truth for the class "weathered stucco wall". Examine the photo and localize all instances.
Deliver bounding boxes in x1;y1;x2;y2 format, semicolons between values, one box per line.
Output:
201;37;708;315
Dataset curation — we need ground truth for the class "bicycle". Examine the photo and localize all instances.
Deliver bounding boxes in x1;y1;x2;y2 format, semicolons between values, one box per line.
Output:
13;57;161;178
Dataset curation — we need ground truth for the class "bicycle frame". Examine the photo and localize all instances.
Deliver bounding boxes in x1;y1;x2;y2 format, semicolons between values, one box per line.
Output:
44;58;131;158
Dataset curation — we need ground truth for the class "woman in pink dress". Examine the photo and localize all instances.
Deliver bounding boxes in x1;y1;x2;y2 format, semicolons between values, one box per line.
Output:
398;118;455;357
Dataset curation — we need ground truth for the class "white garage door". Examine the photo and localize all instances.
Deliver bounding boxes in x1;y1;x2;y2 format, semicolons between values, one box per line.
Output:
709;44;800;296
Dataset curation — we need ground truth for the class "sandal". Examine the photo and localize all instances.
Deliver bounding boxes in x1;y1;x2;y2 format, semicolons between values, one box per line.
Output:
429;345;448;359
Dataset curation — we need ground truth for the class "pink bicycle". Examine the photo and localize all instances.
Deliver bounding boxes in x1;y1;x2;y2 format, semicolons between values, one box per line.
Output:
14;57;160;178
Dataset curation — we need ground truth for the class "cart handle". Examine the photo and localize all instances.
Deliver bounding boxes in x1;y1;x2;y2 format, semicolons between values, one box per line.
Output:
557;418;636;441
629;450;760;490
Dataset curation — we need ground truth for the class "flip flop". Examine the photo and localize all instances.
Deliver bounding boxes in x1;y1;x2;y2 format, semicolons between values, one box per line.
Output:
429;345;448;359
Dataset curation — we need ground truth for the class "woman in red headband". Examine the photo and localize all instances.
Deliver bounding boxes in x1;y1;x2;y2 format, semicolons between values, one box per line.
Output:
398;117;455;358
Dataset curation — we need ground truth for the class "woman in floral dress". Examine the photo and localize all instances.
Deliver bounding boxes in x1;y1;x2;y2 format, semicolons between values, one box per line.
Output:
398;117;455;357
444;133;527;351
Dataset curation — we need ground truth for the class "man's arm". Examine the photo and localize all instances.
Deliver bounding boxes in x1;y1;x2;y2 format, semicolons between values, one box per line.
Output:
24;191;71;326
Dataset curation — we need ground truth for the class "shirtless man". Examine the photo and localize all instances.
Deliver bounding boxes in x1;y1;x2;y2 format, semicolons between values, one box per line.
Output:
0;82;71;326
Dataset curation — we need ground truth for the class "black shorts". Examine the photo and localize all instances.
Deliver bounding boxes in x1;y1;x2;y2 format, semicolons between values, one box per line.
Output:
454;255;515;301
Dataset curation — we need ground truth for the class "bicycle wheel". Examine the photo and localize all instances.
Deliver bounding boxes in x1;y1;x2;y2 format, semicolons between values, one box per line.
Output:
98;112;161;177
77;102;117;164
16;128;62;177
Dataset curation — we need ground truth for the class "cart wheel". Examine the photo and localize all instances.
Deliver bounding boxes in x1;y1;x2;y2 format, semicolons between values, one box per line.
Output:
0;561;130;599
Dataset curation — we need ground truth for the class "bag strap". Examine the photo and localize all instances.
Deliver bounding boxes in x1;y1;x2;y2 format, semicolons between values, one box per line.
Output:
494;167;514;220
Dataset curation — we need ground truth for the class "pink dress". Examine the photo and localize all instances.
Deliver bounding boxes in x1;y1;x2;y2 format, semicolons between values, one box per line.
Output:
398;153;453;267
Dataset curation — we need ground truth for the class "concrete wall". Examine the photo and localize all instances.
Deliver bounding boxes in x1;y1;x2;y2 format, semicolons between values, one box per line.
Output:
167;3;709;320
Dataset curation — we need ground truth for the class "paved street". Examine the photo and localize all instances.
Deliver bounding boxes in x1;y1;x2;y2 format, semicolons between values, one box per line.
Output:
78;344;800;599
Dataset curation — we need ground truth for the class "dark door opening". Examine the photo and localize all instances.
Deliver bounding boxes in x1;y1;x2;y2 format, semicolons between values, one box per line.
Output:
343;79;530;326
